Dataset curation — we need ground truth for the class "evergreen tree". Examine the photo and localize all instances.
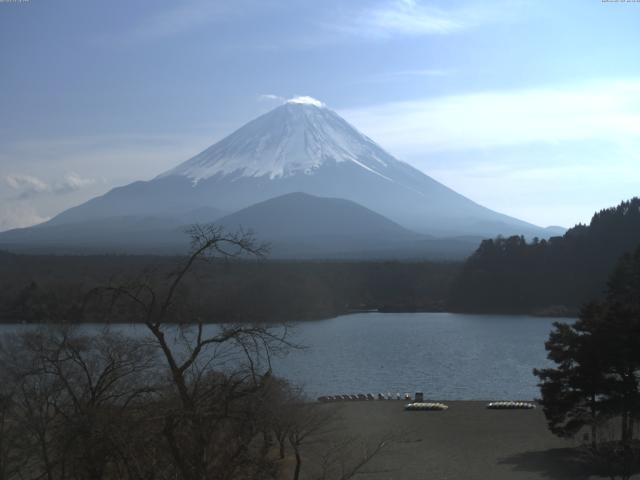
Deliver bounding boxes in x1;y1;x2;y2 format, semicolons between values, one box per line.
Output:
534;245;640;448
534;302;609;446
451;197;640;314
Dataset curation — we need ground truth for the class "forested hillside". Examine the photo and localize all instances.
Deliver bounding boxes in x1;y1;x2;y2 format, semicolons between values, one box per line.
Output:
449;198;640;315
0;253;458;323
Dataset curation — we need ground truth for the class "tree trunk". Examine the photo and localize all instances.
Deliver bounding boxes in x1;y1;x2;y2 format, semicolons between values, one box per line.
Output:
293;448;301;480
591;394;598;448
39;435;55;480
622;409;631;446
262;430;271;451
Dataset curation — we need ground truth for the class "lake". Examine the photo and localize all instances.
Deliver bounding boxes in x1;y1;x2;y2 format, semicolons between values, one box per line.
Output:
271;312;567;400
0;312;572;401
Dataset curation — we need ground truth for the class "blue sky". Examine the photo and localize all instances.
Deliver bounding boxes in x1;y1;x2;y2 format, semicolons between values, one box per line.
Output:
1;0;639;230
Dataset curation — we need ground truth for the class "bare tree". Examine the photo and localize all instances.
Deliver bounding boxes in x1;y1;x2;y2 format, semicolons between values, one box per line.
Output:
87;225;295;480
287;402;337;480
0;224;395;480
0;383;23;480
0;327;159;480
262;382;395;480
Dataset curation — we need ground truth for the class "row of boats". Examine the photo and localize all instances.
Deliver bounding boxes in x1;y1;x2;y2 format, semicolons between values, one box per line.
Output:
318;393;415;402
317;395;536;411
405;400;537;410
486;401;536;410
405;402;448;411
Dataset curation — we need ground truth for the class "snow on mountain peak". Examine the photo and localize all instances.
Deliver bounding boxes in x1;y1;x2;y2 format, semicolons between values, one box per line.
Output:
286;95;325;108
159;100;402;183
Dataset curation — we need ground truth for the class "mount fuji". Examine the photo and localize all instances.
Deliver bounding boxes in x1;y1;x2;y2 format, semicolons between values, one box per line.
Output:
0;96;559;257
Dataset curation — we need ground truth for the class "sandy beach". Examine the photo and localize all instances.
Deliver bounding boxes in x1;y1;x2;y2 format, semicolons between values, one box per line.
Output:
306;400;615;480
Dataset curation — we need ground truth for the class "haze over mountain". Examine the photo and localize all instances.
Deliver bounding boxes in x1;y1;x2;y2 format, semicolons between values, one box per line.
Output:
215;192;484;259
0;97;562;256
0;192;482;259
0;208;226;255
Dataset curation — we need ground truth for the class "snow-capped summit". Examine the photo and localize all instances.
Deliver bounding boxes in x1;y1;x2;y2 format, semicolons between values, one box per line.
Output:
40;99;547;239
159;99;395;181
285;95;326;107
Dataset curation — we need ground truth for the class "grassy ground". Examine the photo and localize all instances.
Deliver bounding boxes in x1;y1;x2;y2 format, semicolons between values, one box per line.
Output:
299;400;619;480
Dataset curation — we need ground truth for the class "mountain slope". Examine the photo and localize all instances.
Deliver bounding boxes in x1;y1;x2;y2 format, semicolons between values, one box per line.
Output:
0;206;226;254
43;99;545;238
215;192;421;257
218;192;416;239
214;192;483;259
0;192;482;259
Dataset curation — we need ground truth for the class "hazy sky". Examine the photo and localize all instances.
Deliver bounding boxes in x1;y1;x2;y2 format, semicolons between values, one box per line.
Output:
1;0;639;230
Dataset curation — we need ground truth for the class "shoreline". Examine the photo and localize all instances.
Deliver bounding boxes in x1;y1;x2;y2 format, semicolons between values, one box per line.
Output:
0;309;578;325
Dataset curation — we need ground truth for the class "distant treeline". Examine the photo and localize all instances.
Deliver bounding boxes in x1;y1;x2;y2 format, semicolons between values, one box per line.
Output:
449;197;640;315
0;252;459;323
4;198;639;322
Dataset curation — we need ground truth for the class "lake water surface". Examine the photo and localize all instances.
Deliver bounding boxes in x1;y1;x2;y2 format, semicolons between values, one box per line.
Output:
271;312;568;400
0;313;572;400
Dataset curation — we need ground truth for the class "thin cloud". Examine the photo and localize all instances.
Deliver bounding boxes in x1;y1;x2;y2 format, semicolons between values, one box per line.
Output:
353;0;463;36
53;172;96;194
2;132;219;183
385;68;449;77
5;172;96;198
258;93;285;103
99;0;264;45
334;0;523;39
340;79;640;154
259;94;328;107
340;78;640;227
366;68;451;83
5;174;49;198
128;2;222;42
287;95;326;107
